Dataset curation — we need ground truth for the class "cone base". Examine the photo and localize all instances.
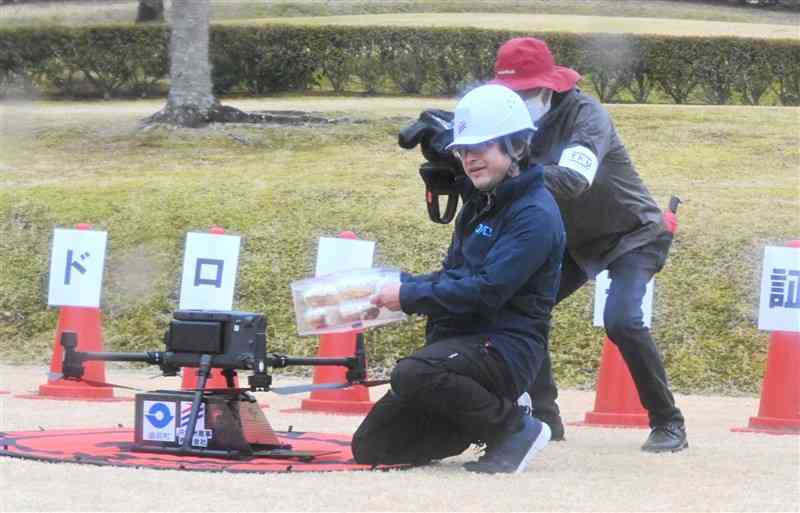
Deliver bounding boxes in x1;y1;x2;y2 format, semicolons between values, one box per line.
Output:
16;382;130;402
283;398;375;415
731;416;800;435
569;411;650;428
16;393;132;402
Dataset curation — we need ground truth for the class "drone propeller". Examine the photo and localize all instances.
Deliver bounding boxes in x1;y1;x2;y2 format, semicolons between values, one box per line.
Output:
47;371;390;396
46;372;145;392
268;382;351;395
269;379;390;396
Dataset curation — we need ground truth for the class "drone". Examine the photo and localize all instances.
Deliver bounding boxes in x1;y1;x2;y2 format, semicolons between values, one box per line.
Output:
59;309;383;461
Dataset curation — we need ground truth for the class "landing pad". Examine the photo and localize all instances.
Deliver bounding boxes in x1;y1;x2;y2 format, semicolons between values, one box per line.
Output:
0;428;408;473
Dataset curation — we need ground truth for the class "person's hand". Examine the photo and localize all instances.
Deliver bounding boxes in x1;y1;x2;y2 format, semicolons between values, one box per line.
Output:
372;282;402;311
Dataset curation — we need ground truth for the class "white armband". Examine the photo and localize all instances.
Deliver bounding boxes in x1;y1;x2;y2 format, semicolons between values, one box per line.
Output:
558;145;598;185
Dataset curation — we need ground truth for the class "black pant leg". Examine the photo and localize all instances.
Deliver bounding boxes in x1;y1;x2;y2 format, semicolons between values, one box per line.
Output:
351;389;471;465
529;252;588;421
604;236;684;427
392;337;522;443
352;336;521;464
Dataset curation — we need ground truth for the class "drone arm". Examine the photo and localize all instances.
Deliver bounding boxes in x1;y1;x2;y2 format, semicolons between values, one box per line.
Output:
267;333;368;383
61;331;165;379
267;355;356;368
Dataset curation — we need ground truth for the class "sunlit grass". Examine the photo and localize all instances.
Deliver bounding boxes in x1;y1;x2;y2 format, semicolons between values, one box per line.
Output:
229;13;800;39
1;98;797;393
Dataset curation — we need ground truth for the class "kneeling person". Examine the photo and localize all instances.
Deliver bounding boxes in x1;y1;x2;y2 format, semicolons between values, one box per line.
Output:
351;84;566;474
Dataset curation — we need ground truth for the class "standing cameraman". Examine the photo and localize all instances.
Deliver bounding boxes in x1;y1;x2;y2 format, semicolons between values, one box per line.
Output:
351;84;565;474
490;37;687;452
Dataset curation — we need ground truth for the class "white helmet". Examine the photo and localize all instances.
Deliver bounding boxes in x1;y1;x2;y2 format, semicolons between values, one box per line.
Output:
447;84;534;149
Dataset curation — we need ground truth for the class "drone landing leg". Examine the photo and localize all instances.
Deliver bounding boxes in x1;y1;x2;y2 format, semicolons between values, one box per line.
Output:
181;354;211;451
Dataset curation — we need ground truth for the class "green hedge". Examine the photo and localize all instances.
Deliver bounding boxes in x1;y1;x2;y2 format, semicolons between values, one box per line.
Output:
0;25;168;98
1;24;798;104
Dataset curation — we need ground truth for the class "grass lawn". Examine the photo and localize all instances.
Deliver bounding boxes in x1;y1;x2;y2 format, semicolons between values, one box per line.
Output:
230;13;800;39
1;97;798;394
2;0;799;29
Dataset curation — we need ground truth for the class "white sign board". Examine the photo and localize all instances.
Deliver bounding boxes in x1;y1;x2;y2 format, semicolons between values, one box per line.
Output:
593;270;654;328
48;228;107;307
758;246;800;332
179;232;241;311
314;237;375;277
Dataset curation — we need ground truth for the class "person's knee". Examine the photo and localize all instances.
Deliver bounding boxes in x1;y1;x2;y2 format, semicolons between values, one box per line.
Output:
350;429;377;464
604;307;644;346
390;358;429;399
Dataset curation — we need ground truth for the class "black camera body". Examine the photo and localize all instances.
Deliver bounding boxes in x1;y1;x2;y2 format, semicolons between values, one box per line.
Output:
166;310;265;361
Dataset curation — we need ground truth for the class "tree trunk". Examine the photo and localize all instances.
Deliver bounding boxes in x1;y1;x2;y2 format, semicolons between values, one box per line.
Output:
136;0;164;23
144;0;339;127
146;0;221;127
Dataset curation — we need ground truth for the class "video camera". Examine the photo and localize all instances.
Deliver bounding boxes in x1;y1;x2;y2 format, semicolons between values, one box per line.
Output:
398;109;463;224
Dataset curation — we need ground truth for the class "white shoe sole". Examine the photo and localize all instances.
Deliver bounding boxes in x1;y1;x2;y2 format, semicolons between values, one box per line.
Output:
514;422;551;474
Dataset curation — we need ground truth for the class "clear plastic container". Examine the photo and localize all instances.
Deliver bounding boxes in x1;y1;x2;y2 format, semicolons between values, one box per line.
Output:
290;267;407;335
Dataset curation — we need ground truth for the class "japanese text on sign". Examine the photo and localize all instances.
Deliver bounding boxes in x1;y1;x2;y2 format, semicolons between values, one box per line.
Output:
759;246;800;332
48;228;108;308
179;232;241;311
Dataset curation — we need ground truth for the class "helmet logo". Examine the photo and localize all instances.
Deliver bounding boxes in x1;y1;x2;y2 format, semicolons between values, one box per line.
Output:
496;69;516;75
456;120;467;135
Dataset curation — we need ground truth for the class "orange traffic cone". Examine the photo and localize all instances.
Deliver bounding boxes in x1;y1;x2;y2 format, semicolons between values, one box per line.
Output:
732;239;800;435
181;367;239;390
21;222;124;401
732;329;800;435
286;331;374;415
284;230;374;415
570;337;649;428
19;306;122;401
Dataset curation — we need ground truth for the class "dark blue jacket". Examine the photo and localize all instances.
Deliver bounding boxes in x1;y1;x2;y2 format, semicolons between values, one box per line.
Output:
399;164;565;393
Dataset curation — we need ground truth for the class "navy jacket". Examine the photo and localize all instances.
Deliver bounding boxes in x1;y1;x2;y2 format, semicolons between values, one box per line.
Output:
399;164;565;393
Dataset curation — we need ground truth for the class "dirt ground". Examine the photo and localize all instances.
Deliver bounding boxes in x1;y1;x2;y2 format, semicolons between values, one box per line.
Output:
0;364;797;513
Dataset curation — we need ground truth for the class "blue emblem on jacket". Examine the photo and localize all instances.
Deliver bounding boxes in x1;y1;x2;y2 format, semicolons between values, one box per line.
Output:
475;224;493;237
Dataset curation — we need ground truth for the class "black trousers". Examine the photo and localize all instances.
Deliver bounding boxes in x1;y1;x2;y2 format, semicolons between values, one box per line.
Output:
351;336;523;465
531;233;685;427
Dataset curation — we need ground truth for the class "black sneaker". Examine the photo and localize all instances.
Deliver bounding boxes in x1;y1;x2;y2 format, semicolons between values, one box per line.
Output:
464;415;551;474
641;422;688;453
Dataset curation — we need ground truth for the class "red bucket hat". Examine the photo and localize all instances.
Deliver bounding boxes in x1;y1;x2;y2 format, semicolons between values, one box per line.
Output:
490;37;581;93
